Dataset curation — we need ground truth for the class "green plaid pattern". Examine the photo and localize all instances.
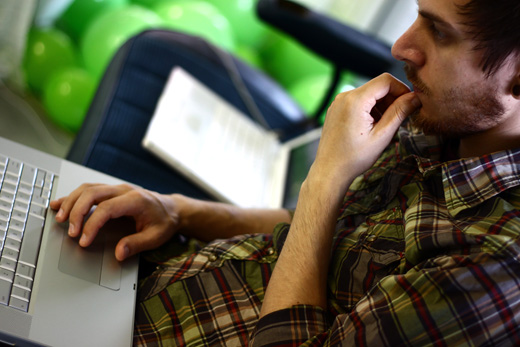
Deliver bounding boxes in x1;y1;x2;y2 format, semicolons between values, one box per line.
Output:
135;125;520;346
134;234;277;346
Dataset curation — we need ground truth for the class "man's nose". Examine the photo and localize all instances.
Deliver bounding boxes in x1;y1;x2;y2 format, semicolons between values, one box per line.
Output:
391;21;426;68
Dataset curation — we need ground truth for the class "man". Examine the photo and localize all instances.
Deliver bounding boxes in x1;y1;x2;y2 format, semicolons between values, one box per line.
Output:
51;0;520;345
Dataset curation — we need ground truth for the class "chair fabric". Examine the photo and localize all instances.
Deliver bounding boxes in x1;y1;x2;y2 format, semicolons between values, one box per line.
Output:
67;29;307;199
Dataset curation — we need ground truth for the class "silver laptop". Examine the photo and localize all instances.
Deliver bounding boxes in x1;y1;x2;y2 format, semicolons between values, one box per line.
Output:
143;67;322;209
0;136;139;346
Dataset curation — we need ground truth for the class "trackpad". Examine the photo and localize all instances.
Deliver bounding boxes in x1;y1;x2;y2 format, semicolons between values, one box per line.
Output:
57;219;129;291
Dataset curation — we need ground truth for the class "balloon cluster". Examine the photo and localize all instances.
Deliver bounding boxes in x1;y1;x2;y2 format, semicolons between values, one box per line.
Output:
23;0;358;133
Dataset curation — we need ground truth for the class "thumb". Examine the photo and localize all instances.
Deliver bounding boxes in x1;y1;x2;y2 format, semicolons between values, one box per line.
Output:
378;92;421;132
115;227;173;261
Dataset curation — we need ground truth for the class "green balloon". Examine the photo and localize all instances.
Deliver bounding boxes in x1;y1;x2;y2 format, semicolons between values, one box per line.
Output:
260;30;332;89
56;0;129;41
204;0;268;48
43;67;97;133
81;5;163;79
23;28;77;93
288;72;357;123
153;1;235;52
130;0;165;8
234;45;263;69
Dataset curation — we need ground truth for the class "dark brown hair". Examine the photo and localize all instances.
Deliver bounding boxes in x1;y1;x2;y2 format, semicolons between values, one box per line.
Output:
457;0;520;76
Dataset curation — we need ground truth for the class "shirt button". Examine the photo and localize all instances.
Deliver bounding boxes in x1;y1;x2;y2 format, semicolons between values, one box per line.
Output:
267;248;275;256
208;254;218;262
367;235;377;242
374;195;382;203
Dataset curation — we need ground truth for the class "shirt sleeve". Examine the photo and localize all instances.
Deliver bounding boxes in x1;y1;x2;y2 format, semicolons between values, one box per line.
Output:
250;252;520;346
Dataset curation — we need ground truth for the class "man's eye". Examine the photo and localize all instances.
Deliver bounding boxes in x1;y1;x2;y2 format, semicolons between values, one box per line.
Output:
429;23;446;40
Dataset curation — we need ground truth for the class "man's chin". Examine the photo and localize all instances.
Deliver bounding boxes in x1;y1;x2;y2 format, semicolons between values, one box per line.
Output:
409;112;475;139
409;110;453;137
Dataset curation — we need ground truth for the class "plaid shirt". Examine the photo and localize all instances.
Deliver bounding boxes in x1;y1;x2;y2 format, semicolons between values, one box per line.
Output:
134;124;520;346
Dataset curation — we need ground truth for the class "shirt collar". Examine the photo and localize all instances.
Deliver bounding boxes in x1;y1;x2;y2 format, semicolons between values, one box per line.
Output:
399;125;520;216
442;149;520;216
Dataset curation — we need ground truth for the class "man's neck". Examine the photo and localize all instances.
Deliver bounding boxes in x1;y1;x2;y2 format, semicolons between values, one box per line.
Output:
459;129;520;158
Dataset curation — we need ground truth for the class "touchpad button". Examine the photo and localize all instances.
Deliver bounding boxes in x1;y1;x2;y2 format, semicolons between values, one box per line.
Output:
58;231;104;286
58;219;126;291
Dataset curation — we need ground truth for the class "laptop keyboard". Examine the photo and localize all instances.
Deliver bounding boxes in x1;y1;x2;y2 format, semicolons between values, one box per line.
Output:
0;155;54;312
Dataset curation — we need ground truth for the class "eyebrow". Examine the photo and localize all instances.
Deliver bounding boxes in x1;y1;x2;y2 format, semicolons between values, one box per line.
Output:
418;9;455;30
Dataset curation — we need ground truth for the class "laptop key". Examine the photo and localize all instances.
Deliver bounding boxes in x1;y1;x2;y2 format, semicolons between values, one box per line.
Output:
11;285;31;302
0;209;10;221
31;195;49;208
0;268;14;282
1;181;17;194
0;257;16;272
6;228;22;243
6;159;22;177
14;200;29;213
18;214;44;267
4;238;21;252
0;191;14;204
29;204;46;218
18;182;33;196
34;170;45;189
0;278;11;305
2;248;19;262
20;165;37;186
15;191;31;204
14;275;32;291
0;199;10;213
15;263;35;279
9;295;28;312
11;209;27;223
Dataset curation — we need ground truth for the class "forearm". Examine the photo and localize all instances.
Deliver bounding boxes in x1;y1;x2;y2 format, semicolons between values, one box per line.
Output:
260;166;355;315
172;194;292;242
254;74;420;335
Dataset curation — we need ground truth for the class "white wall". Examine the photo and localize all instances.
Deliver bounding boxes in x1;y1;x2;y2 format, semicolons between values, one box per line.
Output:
293;0;418;45
0;0;38;83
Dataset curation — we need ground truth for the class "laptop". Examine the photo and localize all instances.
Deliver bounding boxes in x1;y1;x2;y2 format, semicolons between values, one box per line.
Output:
0;136;139;346
143;67;322;209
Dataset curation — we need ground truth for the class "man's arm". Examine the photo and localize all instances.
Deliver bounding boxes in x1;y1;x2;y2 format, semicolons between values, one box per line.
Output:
50;184;291;261
259;74;421;318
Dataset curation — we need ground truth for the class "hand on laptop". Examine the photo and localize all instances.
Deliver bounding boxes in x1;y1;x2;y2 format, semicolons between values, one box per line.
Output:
50;184;180;261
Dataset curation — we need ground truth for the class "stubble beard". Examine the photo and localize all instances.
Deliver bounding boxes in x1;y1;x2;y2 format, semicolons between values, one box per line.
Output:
404;65;506;139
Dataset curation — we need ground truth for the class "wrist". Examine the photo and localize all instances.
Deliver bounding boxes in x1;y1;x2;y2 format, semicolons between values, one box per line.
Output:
169;193;191;231
303;162;357;204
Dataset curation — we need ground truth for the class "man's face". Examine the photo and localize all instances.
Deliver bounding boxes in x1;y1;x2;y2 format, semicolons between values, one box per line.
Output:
391;0;513;138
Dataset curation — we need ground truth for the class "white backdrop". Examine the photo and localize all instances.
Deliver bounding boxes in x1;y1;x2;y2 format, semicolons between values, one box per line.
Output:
294;0;417;45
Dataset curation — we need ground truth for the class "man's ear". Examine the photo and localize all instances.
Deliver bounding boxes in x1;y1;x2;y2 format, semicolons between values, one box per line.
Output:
511;57;520;99
513;83;520;99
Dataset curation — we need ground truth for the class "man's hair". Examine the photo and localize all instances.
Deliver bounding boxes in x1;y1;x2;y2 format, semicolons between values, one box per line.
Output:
457;0;520;76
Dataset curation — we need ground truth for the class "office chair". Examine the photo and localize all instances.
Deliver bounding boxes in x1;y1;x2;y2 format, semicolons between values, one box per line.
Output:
67;0;398;202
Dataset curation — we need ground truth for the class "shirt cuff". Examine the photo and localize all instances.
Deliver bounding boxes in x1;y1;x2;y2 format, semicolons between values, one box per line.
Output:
249;305;330;346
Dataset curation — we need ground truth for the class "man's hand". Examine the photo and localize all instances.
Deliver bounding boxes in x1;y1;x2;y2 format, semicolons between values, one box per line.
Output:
51;184;292;262
313;73;421;189
259;73;421;319
50;184;180;261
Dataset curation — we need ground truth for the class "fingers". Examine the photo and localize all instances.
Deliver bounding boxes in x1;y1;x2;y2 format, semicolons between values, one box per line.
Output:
51;184;179;261
316;73;421;181
376;91;421;137
51;183;132;238
364;73;411;102
78;194;133;247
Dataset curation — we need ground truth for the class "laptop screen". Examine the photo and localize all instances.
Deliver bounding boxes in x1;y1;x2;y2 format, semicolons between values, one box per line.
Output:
283;136;320;209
